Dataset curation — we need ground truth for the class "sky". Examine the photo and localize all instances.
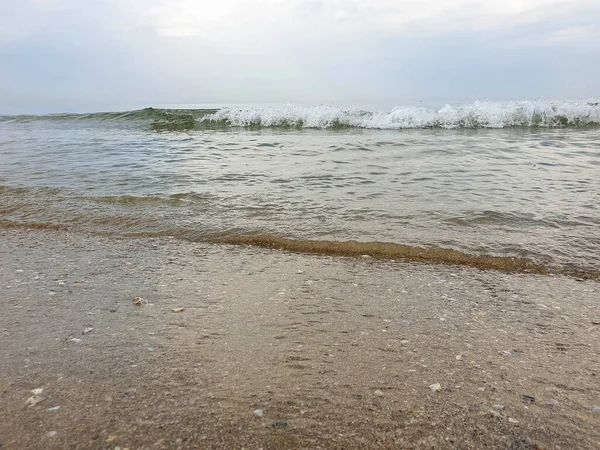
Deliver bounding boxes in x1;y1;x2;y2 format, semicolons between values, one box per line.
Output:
0;0;599;113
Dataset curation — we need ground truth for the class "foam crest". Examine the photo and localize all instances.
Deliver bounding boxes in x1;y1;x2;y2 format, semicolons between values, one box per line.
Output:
200;100;600;129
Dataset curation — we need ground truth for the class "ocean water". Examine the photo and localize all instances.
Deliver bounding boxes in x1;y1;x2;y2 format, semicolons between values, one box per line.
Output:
1;100;599;278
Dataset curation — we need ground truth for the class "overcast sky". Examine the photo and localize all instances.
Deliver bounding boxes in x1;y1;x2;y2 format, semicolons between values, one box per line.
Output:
1;0;599;113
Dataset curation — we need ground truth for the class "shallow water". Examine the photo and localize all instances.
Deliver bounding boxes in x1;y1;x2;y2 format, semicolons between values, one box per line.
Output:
1;102;599;277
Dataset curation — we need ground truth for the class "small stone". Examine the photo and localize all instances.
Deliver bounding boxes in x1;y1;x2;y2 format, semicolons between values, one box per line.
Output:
487;409;502;418
70;338;82;343
593;406;600;414
429;383;441;392
592;321;600;325
499;350;512;357
456;355;463;361
133;296;144;306
26;395;44;407
47;406;61;411
172;308;185;313
105;436;118;443
521;395;535;405
508;417;519;424
83;327;94;334
32;388;44;395
548;399;559;407
400;340;410;346
492;404;505;410
272;421;288;429
374;390;385;397
253;409;263;417
46;431;57;437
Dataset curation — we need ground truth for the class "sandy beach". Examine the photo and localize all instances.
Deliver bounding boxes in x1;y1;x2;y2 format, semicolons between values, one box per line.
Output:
1;228;599;449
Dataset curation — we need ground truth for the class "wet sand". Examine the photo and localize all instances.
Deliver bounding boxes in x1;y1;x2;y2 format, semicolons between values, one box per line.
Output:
1;228;599;449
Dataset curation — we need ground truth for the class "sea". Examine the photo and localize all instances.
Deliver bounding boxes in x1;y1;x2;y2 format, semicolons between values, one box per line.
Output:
1;100;599;279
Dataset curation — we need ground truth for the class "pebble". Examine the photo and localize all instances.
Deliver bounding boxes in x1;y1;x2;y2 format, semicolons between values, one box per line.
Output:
429;383;441;392
508;417;519;424
46;431;57;438
374;390;385;397
253;409;263;417
492;404;505;410
521;395;535;405
70;338;82;343
83;327;94;334
32;388;44;395
548;399;559;407
487;409;502;418
272;421;288;429
455;355;463;361
26;395;44;407
593;406;600;414
47;406;61;411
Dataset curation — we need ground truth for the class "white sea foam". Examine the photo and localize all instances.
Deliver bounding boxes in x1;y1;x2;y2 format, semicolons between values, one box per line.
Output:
200;100;600;129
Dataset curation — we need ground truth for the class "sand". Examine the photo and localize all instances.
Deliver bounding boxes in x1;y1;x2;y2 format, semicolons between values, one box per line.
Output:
0;228;599;449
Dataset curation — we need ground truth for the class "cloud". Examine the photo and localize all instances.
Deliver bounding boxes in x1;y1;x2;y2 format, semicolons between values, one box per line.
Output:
0;0;599;113
548;24;600;44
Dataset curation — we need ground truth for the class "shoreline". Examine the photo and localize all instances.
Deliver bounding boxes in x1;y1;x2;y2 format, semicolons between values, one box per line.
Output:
1;228;599;449
2;219;598;281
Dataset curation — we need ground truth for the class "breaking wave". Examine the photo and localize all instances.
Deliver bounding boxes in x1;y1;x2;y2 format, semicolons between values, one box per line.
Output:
200;100;600;129
1;101;599;130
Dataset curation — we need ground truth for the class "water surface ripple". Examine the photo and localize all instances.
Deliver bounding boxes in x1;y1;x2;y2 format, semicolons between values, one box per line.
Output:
1;110;599;276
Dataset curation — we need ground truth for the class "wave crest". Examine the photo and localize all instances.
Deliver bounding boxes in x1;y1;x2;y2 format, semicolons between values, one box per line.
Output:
2;101;598;130
200;100;600;130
